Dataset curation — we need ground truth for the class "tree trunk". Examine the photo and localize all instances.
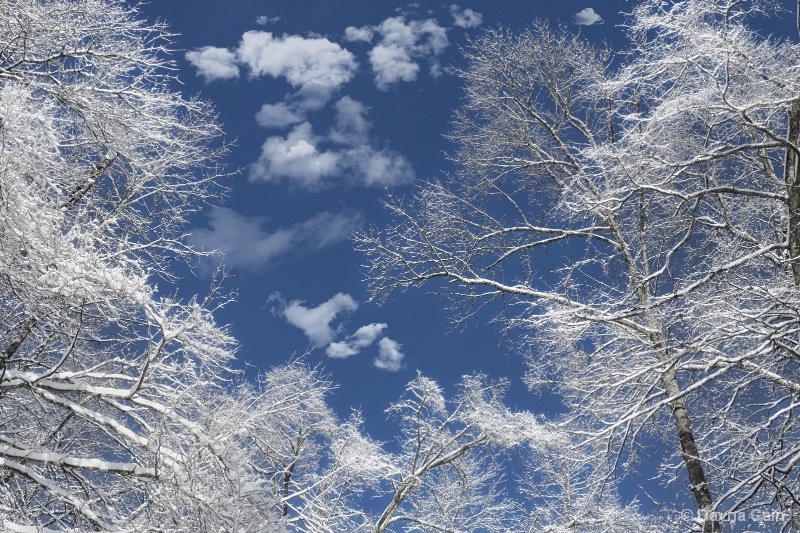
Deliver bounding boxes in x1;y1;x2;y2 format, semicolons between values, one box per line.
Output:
660;362;721;533
630;212;721;531
786;100;800;286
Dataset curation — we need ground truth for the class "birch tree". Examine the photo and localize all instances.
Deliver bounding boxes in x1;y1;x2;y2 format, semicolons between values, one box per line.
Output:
358;1;800;530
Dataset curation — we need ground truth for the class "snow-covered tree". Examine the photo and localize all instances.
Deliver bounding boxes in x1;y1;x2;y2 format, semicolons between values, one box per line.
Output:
242;360;387;532
367;373;657;533
0;0;283;530
358;1;800;530
371;374;533;533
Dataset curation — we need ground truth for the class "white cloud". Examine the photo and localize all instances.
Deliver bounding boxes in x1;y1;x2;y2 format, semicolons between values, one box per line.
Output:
237;31;357;108
574;8;603;26
255;15;282;25
275;293;359;347
351;323;389;346
250;122;340;188
325;341;359;359
255;102;306;129
361;16;449;90
237;31;355;86
343;26;374;43
187;31;416;191
429;61;455;79
185;46;240;82
348;145;416;187
293;84;341;113
449;5;483;29
274;294;405;370
250;98;415;189
326;323;387;359
374;337;405;371
189;207;362;273
369;45;419;89
380;17;449;57
189;32;357;109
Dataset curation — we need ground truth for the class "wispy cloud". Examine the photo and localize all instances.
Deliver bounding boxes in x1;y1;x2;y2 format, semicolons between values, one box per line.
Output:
255;15;282;26
249;97;415;189
255;102;306;129
190;207;362;273
449;5;483;29
573;8;603;26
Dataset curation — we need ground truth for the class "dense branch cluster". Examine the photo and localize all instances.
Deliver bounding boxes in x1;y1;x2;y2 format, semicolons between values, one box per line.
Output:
0;0;253;528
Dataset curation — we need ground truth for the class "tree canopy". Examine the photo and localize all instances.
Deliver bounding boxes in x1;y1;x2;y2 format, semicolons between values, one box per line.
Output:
359;0;800;530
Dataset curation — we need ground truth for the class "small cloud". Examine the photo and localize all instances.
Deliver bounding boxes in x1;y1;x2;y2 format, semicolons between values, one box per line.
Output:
325;341;359;359
255;15;282;25
360;16;449;90
273;293;359;347
328;96;372;144
185;46;240;82
190;207;362;273
326;323;388;359
274;294;406;370
347;145;416;187
573;7;603;26
429;60;455;79
374;337;404;371
369;44;419;89
343;26;374;43
249;122;340;188
449;5;483;29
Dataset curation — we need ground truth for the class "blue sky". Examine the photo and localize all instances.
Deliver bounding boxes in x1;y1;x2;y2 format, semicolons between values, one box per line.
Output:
132;0;642;434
